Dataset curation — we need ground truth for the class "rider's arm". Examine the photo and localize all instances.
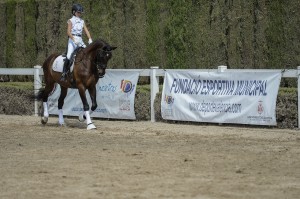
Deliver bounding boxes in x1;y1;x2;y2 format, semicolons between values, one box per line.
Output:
83;23;92;41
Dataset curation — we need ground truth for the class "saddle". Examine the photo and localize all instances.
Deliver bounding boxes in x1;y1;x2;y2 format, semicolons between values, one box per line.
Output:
59;47;83;87
61;47;83;78
62;47;83;66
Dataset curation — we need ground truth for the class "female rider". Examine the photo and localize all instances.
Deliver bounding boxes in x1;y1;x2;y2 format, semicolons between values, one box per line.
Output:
61;3;93;81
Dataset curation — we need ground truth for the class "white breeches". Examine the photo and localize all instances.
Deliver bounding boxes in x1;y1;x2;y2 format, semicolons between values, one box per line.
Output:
67;36;86;60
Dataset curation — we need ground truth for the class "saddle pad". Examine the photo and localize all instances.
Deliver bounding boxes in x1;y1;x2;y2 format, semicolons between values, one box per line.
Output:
52;55;74;73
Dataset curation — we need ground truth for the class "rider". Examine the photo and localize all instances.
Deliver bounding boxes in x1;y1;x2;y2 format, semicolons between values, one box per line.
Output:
61;3;93;81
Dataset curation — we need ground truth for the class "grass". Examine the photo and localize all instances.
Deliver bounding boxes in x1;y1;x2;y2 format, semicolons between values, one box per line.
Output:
0;82;33;90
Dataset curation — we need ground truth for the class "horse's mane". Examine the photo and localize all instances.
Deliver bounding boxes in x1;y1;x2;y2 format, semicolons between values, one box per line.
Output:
84;39;108;53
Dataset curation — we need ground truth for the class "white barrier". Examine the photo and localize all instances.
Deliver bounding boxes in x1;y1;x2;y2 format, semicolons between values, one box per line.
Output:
1;66;300;126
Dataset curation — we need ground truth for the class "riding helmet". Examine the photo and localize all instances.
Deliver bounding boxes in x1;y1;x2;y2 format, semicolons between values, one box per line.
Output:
72;3;84;15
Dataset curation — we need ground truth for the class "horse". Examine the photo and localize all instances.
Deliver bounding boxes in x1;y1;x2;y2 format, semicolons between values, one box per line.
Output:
37;39;117;130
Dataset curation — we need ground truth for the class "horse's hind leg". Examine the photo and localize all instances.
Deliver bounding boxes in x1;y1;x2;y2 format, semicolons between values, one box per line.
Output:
57;87;68;125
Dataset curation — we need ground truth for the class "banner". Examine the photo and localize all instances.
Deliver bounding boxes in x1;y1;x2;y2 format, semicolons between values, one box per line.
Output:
161;70;282;125
48;71;139;120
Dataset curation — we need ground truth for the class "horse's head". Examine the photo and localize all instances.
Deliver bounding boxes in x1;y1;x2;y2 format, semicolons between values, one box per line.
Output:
95;45;117;78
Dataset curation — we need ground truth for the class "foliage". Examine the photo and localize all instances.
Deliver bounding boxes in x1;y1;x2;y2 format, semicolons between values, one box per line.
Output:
145;0;161;67
5;1;16;68
276;87;298;128
265;0;285;69
1;0;300;70
164;1;191;69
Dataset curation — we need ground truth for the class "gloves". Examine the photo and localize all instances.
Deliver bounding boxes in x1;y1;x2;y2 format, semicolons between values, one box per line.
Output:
88;38;93;44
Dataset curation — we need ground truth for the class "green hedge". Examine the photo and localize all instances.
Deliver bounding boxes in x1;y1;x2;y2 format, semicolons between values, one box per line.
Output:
1;0;300;70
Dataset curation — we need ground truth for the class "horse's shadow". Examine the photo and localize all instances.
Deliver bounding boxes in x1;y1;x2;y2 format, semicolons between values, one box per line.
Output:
39;117;87;129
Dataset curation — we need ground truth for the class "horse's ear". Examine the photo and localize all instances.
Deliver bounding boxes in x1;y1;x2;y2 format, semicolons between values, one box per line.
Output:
111;46;117;50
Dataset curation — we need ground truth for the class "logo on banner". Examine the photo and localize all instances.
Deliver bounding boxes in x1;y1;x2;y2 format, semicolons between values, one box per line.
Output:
120;79;135;94
257;100;264;115
163;94;174;117
164;95;174;105
119;79;136;111
98;82;117;92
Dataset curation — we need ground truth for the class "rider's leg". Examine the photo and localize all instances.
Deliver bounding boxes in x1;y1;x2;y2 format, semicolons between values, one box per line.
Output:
60;59;70;81
61;39;75;80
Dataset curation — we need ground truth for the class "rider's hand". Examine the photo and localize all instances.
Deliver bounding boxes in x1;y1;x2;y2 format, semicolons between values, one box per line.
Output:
88;38;93;44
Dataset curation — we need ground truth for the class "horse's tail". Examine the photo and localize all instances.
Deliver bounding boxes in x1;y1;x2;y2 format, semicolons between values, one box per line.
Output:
35;88;45;101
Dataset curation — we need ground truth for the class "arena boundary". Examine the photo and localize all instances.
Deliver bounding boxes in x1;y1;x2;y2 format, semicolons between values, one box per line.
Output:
1;66;300;127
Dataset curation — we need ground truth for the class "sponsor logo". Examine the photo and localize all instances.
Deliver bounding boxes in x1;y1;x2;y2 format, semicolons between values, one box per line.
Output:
120;79;135;94
164;95;174;105
257;100;264;115
163;95;174;117
119;99;131;111
97;82;117;92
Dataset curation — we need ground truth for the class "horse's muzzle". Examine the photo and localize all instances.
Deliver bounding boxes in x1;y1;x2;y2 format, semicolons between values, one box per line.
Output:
98;68;106;78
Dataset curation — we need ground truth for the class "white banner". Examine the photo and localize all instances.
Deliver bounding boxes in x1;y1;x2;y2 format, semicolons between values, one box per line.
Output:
48;71;139;120
161;70;282;125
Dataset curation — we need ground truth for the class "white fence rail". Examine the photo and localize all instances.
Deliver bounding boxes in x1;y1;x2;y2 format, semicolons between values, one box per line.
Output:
1;66;300;127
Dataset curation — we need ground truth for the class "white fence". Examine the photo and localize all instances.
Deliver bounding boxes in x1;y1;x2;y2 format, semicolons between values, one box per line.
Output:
1;66;300;127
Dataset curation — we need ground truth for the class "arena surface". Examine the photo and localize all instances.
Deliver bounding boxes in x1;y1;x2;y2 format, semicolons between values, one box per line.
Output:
0;115;299;199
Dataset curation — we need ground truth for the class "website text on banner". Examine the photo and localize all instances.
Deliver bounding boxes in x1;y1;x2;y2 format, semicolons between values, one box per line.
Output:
48;71;139;120
161;71;282;125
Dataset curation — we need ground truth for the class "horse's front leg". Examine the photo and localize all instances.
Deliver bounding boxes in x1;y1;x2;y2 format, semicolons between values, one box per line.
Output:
57;87;68;125
79;86;97;122
78;84;96;130
89;85;98;112
41;82;55;125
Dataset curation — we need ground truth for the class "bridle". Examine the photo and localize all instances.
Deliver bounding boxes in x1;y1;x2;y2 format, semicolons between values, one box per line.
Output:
95;48;111;73
94;48;111;78
74;45;112;78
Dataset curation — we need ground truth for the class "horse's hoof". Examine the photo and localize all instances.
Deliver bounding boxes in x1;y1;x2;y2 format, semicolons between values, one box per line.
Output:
87;123;96;130
41;117;48;125
78;112;86;122
58;122;65;126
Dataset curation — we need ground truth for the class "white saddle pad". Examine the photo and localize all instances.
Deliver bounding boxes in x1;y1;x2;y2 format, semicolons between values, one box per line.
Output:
52;55;74;73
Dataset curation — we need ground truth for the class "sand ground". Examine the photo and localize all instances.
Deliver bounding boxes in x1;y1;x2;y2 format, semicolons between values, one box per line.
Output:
0;115;299;199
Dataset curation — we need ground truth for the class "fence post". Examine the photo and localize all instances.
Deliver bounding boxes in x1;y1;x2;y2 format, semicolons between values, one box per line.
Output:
34;65;42;116
298;66;300;128
150;66;159;122
218;65;227;72
217;65;227;125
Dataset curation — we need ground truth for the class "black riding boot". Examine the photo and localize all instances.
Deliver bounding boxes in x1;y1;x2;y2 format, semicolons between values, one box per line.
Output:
60;58;70;81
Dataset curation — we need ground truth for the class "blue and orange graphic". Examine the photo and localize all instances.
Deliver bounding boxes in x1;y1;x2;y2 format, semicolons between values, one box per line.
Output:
164;95;174;105
120;79;135;94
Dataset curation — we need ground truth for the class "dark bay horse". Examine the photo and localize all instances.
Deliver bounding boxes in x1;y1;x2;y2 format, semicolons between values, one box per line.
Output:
38;39;116;130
